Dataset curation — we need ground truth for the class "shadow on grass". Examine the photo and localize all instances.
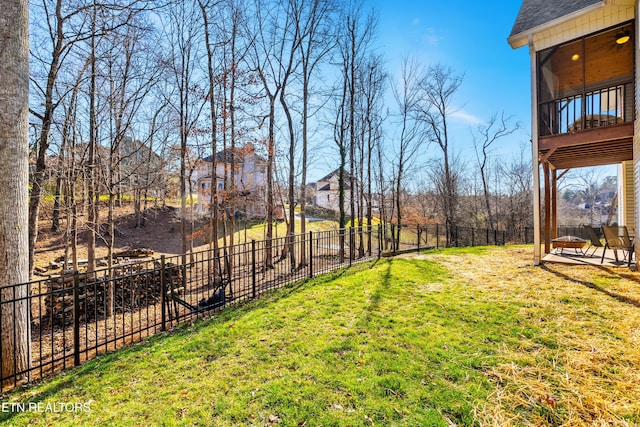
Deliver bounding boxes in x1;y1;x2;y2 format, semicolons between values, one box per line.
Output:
542;264;640;309
595;265;640;286
0;258;385;423
354;258;392;330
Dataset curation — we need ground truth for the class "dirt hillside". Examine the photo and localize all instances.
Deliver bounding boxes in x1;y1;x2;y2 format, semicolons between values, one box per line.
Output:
34;202;205;271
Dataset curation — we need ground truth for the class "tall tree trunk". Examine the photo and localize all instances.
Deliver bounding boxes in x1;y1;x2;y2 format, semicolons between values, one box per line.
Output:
264;98;276;270
0;0;31;385
198;0;220;280
299;71;309;266
221;78;231;275
51;138;65;232
335;73;348;262
281;88;296;270
228;25;238;277
28;0;66;276
86;3;98;274
348;15;356;230
396;160;403;250
358;126;365;258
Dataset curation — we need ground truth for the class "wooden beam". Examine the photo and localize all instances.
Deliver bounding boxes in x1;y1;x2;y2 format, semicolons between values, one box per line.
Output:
551;169;558;240
539;123;633;152
539;147;557;164
540;138;633;169
543;162;551;254
557;169;571;180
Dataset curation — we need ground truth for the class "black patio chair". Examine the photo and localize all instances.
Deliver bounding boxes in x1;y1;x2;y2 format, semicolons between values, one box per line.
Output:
583;225;604;257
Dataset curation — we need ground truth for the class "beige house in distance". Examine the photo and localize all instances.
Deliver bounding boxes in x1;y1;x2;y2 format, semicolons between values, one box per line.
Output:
193;143;267;219
508;0;637;264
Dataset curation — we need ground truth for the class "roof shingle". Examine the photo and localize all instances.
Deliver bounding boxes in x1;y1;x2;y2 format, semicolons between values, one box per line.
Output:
510;0;602;38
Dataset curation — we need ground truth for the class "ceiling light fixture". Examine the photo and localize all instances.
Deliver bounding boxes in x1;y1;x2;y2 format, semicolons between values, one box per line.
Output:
571;53;580;61
616;30;631;45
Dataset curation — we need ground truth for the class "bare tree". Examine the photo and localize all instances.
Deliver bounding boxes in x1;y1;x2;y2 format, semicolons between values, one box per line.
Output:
297;0;336;266
164;1;205;265
426;151;465;236
332;66;349;232
100;16;159;314
28;0;91;275
342;1;376;229
86;0;100;273
134;98;170;228
390;57;426;248
28;0;143;275
417;64;463;243
472;112;519;230
199;0;223;279
249;0;293;269
354;56;379;256
58;58;91;271
571;168;604;226
332;0;376;260
500;142;533;229
360;56;385;253
222;0;253;275
0;0;31;385
331;53;350;261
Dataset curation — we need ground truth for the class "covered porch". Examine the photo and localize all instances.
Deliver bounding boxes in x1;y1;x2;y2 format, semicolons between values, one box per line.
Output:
543;245;636;268
529;21;636;263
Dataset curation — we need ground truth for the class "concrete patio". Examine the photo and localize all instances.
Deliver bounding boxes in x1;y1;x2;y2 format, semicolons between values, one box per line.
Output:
543;246;636;269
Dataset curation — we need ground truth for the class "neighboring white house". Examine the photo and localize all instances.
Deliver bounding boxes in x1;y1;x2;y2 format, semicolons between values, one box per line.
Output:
193;143;267;218
312;169;367;213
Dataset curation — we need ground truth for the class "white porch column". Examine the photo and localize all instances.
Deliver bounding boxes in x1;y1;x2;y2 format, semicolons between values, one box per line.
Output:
529;35;542;265
634;3;640;265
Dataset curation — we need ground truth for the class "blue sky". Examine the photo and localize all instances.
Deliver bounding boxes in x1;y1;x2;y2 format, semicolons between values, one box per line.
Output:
366;0;532;161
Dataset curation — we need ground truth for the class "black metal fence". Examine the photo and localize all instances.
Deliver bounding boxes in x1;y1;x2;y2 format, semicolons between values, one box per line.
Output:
0;223;535;390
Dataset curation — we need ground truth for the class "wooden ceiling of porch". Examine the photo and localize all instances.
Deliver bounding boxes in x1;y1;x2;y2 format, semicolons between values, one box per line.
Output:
539;123;633;169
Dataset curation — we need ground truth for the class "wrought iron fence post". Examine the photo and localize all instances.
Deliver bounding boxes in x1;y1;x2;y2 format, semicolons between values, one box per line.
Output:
436;223;439;249
377;225;382;258
391;224;395;254
251;240;257;298
308;232;313;279
471;228;475;247
417;225;421;252
494;229;498;246
349;227;354;266
73;271;80;367
160;255;167;332
339;228;345;264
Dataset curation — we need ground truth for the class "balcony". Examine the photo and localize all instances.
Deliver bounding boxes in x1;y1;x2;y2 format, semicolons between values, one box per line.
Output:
539;82;633;137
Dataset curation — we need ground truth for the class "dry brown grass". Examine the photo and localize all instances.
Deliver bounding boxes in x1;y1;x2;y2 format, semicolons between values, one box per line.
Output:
419;246;640;426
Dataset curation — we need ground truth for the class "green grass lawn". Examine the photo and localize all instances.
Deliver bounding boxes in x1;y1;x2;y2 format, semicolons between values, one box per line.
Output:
204;218;342;248
2;246;639;426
